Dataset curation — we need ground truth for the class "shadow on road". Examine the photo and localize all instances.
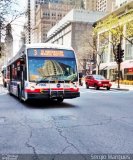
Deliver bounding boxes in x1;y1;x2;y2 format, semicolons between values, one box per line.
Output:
22;99;77;109
84;87;111;91
3;91;77;109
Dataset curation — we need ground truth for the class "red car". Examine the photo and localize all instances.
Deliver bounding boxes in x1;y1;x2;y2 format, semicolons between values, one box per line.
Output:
85;75;112;90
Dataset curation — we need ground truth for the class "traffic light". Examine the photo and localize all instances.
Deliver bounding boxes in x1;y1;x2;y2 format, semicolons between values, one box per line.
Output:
121;49;124;59
115;43;120;62
115;43;124;63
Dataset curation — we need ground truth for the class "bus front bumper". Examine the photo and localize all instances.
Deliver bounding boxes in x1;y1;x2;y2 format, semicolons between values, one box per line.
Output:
27;91;80;99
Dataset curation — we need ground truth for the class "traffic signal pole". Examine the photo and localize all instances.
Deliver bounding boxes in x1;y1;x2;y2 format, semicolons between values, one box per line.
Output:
117;60;120;88
116;35;123;89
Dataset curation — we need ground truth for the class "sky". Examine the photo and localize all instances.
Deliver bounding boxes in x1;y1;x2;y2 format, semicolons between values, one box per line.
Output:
12;0;27;55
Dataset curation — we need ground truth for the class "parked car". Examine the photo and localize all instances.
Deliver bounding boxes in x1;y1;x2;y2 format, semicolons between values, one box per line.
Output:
85;74;112;90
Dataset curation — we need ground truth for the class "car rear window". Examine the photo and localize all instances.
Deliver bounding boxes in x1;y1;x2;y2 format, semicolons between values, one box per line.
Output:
93;75;105;80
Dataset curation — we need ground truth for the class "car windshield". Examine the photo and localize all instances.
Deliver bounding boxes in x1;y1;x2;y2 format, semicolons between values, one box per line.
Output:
28;57;78;82
93;75;106;80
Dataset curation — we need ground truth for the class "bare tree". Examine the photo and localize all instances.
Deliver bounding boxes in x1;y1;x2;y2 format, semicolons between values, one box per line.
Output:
0;0;26;59
76;25;106;75
77;27;94;74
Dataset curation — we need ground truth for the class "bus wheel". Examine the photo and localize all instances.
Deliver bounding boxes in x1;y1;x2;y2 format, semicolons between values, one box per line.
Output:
56;98;64;103
8;85;12;95
18;88;22;102
4;82;7;88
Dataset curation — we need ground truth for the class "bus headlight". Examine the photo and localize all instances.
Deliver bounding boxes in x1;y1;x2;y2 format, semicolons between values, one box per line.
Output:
71;82;77;88
30;86;35;91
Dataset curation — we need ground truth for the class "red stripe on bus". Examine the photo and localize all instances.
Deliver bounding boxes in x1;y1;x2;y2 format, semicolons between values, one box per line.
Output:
64;88;79;92
25;88;79;93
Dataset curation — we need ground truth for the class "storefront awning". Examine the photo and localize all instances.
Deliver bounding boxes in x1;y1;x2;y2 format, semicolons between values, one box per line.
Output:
121;60;133;69
93;62;117;71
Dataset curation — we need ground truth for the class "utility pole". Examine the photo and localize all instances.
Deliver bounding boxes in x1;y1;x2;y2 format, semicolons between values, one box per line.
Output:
28;0;31;44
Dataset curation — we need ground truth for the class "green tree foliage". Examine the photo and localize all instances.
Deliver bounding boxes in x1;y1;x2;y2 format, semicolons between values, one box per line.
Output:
93;10;133;68
94;9;133;85
94;9;133;47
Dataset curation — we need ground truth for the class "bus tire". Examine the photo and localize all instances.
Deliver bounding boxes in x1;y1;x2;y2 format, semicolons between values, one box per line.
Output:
56;98;64;103
18;87;22;102
8;84;12;95
3;82;7;88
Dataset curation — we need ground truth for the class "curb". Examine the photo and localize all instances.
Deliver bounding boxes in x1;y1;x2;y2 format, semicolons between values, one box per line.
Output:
111;87;129;91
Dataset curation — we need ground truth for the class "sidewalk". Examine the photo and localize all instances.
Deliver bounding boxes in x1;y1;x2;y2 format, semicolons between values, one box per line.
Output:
111;82;133;91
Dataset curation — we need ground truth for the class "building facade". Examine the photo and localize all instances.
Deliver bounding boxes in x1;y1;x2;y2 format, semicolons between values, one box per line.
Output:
83;0;97;11
46;9;106;72
0;42;5;70
34;3;73;43
115;0;132;7
96;0;115;12
95;1;133;81
4;24;13;63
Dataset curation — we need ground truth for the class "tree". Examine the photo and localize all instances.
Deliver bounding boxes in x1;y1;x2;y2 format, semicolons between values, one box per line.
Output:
76;27;94;74
94;10;133;49
0;0;25;59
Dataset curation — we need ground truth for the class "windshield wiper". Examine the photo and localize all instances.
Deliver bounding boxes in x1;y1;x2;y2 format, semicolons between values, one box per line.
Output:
36;80;49;84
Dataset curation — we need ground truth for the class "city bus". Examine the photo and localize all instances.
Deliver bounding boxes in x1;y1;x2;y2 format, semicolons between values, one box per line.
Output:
7;43;80;102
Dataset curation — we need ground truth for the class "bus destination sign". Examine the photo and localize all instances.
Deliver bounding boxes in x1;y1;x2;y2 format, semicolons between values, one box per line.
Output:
33;49;64;57
28;48;75;58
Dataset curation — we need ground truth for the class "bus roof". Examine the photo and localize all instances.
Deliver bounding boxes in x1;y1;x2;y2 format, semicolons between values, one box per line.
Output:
25;43;74;51
7;43;74;66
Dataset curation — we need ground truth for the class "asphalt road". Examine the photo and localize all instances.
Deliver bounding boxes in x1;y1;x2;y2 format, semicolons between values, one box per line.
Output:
0;86;133;157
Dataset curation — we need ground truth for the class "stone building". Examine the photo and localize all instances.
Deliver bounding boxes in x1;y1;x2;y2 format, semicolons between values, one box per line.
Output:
0;42;5;70
96;0;115;12
4;23;13;63
46;9;106;73
34;3;74;43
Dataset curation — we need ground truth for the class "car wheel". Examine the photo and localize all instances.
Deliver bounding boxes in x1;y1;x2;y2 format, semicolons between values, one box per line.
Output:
94;84;99;90
107;87;110;90
86;83;89;89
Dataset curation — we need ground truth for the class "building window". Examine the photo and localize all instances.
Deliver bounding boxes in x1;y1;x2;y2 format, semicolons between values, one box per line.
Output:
125;40;133;60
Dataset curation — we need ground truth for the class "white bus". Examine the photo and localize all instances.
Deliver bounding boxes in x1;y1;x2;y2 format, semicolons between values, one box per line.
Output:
7;43;80;102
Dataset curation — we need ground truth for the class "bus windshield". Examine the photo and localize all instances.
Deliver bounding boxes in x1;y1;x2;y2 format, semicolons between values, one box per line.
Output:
28;57;78;82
